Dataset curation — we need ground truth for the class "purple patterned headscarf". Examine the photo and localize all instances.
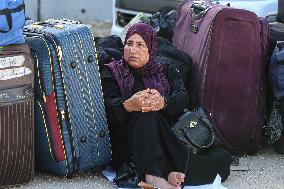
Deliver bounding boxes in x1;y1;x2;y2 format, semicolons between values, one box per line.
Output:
105;22;170;98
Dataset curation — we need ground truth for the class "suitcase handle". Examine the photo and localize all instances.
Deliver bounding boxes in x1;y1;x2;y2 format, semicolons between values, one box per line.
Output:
188;3;210;20
32;21;54;27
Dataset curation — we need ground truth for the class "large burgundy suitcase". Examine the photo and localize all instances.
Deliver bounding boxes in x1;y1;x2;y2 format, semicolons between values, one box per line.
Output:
0;44;34;186
172;1;269;154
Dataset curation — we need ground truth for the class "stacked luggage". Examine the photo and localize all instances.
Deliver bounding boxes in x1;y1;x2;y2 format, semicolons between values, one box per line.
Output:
1;0;112;184
1;0;284;186
172;0;269;154
0;0;34;186
24;19;112;177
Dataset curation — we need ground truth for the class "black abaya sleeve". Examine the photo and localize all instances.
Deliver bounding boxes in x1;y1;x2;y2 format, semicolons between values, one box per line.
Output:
101;62;189;123
162;63;189;117
101;67;130;125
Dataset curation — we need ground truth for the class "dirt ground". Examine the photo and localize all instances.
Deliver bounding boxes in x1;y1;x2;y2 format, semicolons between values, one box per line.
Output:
9;22;284;189
10;147;284;189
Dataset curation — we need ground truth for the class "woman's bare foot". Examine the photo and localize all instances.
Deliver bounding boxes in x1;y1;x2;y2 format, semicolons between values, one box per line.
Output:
168;172;185;187
145;174;180;189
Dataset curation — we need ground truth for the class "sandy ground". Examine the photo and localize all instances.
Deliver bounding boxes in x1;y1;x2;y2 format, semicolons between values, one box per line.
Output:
9;147;284;189
8;22;284;189
224;147;284;189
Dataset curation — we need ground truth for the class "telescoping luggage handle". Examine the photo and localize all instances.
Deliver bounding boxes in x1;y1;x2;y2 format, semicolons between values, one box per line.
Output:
0;3;25;33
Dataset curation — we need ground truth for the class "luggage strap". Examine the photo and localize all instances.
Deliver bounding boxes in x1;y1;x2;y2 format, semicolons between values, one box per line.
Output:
0;3;25;33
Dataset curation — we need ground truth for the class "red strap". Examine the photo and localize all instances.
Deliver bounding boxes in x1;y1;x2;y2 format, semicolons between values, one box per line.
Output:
46;93;65;161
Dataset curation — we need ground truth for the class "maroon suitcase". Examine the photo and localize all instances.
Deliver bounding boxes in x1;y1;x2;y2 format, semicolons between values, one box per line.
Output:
172;1;269;154
0;45;34;186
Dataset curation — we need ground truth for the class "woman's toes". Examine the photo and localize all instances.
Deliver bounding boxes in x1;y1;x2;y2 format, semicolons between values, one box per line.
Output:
168;172;185;186
176;180;181;185
176;172;185;179
146;174;176;189
168;172;177;185
176;172;185;182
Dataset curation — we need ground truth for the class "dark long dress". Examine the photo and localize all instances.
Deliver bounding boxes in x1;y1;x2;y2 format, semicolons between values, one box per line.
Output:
101;61;230;185
101;62;230;185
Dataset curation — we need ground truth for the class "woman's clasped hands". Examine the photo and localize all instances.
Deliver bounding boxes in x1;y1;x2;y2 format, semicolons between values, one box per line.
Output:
123;88;166;112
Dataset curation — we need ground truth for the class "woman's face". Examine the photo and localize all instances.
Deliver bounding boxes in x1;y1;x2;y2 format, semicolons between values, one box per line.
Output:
124;33;150;68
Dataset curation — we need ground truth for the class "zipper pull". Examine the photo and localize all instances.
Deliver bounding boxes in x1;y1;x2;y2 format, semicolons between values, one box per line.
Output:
43;95;46;103
61;110;65;120
57;46;63;62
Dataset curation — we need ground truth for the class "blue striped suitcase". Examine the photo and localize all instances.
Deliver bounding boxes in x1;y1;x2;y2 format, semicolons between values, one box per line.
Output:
24;19;111;176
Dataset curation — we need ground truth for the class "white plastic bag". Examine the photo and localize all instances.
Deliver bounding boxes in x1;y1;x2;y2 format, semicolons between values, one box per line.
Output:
184;175;227;189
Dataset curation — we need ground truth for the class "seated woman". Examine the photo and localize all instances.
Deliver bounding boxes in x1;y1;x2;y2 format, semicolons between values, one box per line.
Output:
101;22;189;189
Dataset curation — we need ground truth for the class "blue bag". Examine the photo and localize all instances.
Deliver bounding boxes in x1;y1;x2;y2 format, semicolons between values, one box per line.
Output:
0;0;25;46
268;42;284;99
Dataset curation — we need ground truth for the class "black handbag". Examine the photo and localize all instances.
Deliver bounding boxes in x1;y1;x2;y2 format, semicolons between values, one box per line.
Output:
172;107;214;154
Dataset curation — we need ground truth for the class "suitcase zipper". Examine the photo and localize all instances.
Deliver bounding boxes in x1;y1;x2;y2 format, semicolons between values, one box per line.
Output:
74;28;111;164
34;53;46;103
45;29;94;171
90;31;112;162
45;37;70;177
32;37;70;177
34;53;57;163
36;100;55;162
73;29;96;127
42;33;75;175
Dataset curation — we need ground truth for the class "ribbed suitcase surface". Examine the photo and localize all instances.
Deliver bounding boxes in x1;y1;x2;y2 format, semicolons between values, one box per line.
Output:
0;45;34;186
24;19;111;176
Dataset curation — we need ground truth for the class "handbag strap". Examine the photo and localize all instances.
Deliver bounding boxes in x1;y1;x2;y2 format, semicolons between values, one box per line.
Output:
0;3;25;33
182;145;190;188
